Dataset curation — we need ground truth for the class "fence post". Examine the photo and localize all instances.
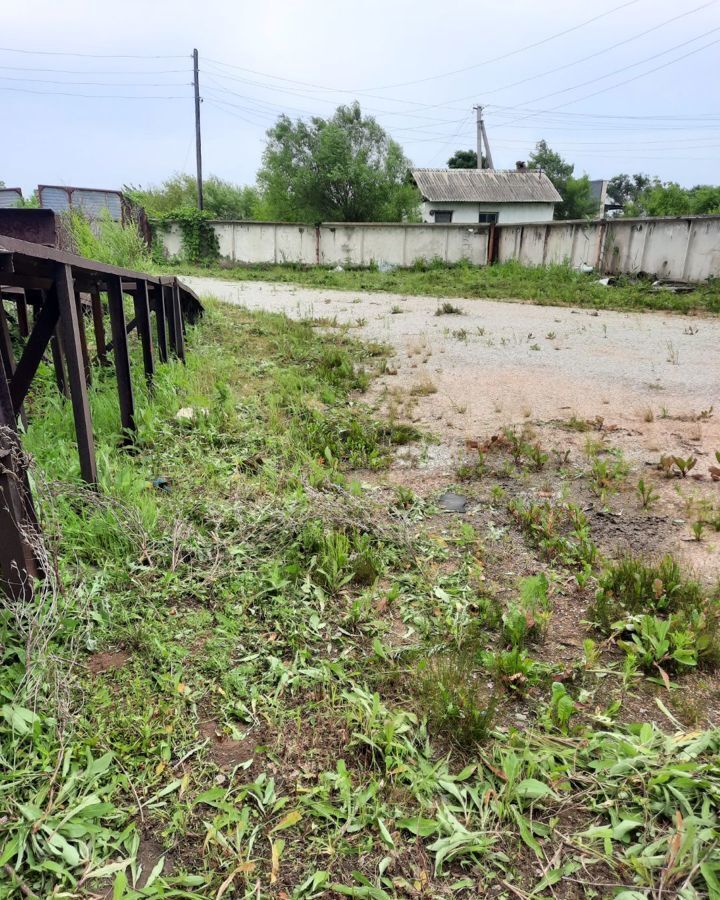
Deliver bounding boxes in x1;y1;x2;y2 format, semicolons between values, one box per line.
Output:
0;342;42;599
107;274;136;439
56;263;98;484
171;281;186;363
91;289;109;367
133;280;154;386
155;284;168;364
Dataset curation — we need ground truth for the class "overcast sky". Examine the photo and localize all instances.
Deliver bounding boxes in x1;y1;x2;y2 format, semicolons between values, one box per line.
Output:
4;0;720;197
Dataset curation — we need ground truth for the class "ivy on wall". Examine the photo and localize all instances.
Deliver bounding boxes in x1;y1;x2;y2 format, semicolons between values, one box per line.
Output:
154;208;220;264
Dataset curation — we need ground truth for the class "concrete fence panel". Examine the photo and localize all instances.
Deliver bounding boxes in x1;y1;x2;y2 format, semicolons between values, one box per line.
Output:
684;218;720;281
156;215;720;282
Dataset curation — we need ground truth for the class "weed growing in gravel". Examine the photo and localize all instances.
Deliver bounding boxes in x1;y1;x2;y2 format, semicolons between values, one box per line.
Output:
434;302;464;316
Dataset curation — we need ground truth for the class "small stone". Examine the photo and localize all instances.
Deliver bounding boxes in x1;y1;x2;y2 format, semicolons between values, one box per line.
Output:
438;491;467;513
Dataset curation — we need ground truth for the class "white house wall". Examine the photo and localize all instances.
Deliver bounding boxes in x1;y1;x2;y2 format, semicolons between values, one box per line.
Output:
420;201;555;224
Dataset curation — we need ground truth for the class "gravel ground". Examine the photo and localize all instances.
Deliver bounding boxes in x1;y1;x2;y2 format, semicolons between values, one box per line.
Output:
182;276;719;441
182;276;720;574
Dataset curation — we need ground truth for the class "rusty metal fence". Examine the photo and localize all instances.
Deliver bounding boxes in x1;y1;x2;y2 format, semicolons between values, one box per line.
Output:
0;231;203;599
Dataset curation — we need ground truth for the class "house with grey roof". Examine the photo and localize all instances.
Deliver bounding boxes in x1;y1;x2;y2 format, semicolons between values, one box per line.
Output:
412;166;561;225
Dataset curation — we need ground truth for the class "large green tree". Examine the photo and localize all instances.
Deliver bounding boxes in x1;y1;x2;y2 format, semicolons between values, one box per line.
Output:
258;102;419;222
447;149;479;169
607;173;654;210
624;181;720;217
528;140;597;220
126;174;260;220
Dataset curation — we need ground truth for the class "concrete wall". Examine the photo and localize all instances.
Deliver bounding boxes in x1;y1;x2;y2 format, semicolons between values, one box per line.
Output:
419;201;555;224
157;215;720;281
496;215;720;281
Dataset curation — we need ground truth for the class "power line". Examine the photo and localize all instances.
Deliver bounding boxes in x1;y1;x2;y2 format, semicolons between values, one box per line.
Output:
0;64;188;74
205;0;643;95
0;85;188;99
0;47;186;59
515;24;720;109
0;74;190;86
413;1;717;114
497;33;720;129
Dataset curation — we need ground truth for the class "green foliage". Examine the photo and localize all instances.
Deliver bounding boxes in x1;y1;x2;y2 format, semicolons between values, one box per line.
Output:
501;574;551;648
174;258;720;314
508;496;598;571
590;555;720;670
64;210;151;269
528;139;598;220
544;682;576;732
156;206;220;264
625;179;720;217
590;555;704;631
607;172;653;209
258;101;420;222
447;149;480;169
415;650;497;748
126;172;260;220
7;295;720;897
636;477;659;509
618;614;699;672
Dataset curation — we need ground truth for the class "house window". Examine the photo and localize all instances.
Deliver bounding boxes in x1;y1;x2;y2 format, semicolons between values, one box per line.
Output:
478;212;498;224
432;210;453;223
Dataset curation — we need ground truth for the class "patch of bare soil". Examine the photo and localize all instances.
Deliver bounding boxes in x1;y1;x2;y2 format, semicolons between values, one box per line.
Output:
86;649;131;675
198;717;266;774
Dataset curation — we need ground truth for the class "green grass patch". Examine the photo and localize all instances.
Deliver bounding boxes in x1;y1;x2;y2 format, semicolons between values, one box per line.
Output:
165;258;720;314
3;300;720;897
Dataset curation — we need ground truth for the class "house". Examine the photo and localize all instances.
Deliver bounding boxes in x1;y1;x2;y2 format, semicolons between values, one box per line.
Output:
412;166;561;225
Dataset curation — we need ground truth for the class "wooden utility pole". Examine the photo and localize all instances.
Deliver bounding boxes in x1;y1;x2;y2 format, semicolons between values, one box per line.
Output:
193;48;204;210
474;105;494;170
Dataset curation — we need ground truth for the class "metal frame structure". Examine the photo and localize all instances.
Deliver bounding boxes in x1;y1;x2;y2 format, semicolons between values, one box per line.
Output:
0;234;202;598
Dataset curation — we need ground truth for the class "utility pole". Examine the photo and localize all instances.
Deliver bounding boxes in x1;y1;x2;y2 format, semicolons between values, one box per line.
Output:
473;105;494;170
193;48;204;210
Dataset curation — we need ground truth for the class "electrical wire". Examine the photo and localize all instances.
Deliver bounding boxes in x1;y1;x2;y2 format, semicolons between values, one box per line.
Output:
0;47;187;59
204;0;643;94
0;85;188;99
497;33;720;129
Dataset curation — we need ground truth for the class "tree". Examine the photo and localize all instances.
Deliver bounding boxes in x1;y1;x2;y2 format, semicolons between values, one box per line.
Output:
527;140;597;220
624;181;720;217
607;173;654;209
258;102;419;222
447;149;479;169
126;174;260;220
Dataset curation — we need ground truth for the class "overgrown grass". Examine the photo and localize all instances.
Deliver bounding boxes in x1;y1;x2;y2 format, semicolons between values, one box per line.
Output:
65;209;152;270
2;300;720;897
166;258;720;314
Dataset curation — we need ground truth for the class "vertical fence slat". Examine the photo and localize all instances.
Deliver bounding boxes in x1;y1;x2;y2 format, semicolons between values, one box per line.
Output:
172;281;185;363
91;288;109;366
155;284;168;364
133;280;154;385
74;291;92;386
55;263;97;484
107;275;135;438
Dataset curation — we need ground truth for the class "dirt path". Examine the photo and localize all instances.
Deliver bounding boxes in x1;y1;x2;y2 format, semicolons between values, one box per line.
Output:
184;276;720;573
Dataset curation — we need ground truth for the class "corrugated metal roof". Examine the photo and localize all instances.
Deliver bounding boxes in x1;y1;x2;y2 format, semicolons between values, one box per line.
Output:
412;169;562;204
